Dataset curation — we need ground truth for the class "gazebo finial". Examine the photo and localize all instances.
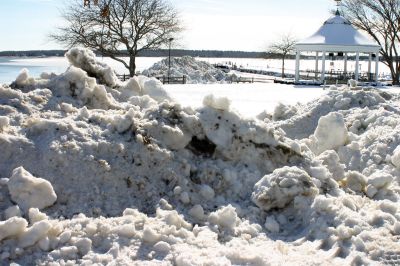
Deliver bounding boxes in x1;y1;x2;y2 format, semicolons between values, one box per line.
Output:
335;0;342;16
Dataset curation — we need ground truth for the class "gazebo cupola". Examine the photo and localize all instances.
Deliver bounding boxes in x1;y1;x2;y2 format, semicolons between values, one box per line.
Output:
294;1;381;84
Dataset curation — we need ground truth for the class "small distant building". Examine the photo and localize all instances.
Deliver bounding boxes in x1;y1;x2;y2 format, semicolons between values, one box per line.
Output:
295;10;380;84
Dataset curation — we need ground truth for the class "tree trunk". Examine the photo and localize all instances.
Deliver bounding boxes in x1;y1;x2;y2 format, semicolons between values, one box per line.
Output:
282;56;285;78
386;59;399;85
129;55;136;77
394;71;400;85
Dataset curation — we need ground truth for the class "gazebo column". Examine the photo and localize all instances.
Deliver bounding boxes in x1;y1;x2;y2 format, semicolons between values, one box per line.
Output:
355;52;360;81
295;50;300;83
368;53;372;80
321;52;326;82
375;51;379;82
344;53;348;75
315;52;319;79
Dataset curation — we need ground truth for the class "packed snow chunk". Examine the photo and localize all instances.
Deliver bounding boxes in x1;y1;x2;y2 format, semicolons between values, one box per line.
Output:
0;116;10;131
153;241;171;253
29;208;48;224
121;76;141;99
65;48;119;87
147;124;191;150
203;94;231;111
200;184;215;200
366;171;394;198
14;68;35;86
116;224;136;238
368;171;393;189
158;209;192;230
142;227;161;244
313;112;348;154
391;145;400;169
140;77;172;102
341;171;367;193
18;220;52;248
5;205;22;219
0;217;28;242
252;166;318;211
208;205;238;231
348;79;358;88
71;237;92;255
316;150;345;181
265;216;280;233
189;205;205;221
7;167;57;210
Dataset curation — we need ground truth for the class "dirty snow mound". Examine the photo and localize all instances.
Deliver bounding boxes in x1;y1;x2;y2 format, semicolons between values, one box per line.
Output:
142;56;230;84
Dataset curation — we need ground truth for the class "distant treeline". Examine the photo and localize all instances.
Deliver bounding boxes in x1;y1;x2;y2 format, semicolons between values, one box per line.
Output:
0;49;285;59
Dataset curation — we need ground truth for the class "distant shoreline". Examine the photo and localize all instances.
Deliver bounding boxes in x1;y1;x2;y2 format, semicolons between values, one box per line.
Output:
0;49;286;59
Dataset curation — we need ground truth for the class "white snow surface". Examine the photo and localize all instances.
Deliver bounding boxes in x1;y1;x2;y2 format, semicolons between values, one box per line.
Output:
142;56;231;84
0;49;400;265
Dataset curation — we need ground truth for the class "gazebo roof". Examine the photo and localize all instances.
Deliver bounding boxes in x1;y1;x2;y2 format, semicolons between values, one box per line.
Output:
296;14;380;53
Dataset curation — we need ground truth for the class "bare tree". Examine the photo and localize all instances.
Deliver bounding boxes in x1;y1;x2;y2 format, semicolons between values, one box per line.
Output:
268;34;297;78
52;0;181;77
340;0;400;84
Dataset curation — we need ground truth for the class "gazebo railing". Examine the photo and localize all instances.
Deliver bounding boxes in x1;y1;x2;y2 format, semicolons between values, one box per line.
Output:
302;69;376;82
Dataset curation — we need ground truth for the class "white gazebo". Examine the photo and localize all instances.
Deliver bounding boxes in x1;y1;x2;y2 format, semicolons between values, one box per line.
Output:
295;10;381;84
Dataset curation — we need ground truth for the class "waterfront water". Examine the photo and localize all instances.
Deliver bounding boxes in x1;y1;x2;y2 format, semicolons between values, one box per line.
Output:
0;56;392;84
0;56;162;84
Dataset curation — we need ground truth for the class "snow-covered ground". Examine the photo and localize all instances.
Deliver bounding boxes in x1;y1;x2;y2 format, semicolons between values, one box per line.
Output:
166;83;327;117
1;49;400;265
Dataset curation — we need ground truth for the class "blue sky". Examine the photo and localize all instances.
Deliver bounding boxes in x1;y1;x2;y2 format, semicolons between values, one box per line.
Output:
0;0;334;51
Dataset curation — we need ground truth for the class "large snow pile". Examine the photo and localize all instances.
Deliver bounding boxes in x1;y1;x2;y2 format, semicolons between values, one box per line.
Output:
0;48;400;265
142;56;230;84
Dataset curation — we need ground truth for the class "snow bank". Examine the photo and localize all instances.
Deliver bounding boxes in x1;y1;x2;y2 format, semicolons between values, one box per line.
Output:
142;56;231;84
1;49;400;265
65;48;119;87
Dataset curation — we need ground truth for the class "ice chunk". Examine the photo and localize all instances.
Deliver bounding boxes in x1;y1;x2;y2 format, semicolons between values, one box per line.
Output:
313;112;348;154
0;116;10;131
18;220;52;248
208;205;237;230
252;166;318;211
0;217;28;241
7;167;57;211
391;145;400;169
